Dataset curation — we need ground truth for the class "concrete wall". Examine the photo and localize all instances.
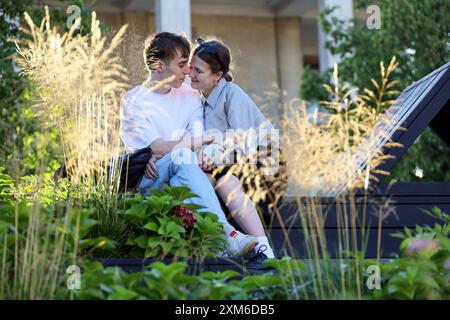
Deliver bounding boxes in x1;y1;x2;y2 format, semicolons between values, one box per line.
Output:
191;15;279;99
275;17;303;104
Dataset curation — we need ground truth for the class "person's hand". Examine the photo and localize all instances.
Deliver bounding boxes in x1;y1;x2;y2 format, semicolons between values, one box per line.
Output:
199;147;216;172
144;154;162;180
195;134;215;146
179;135;215;151
201;154;216;172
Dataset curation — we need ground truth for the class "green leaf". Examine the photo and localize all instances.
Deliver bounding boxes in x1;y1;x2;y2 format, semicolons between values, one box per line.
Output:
144;246;160;258
173;247;189;258
109;286;138;300
134;235;149;249
124;203;148;220
160;241;173;253
201;270;241;280
126;235;137;246
82;288;105;300
147;237;160;249
142;222;158;232
166;221;185;237
147;195;174;215
264;256;306;274
163;185;199;201
185;203;205;212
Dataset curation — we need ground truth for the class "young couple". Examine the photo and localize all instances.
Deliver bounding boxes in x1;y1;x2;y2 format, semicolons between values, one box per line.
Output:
120;32;278;264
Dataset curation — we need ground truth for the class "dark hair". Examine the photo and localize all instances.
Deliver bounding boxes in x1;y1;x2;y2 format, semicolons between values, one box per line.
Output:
144;32;190;71
193;38;233;82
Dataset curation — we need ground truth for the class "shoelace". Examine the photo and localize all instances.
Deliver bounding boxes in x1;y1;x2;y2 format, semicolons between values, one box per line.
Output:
255;244;268;255
219;249;229;258
249;244;268;262
220;242;268;259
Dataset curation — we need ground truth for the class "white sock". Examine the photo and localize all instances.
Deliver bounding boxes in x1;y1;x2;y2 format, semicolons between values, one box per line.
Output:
223;223;236;237
255;236;275;258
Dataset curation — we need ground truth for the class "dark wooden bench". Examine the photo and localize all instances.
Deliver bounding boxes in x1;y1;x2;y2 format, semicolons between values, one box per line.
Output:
268;182;450;259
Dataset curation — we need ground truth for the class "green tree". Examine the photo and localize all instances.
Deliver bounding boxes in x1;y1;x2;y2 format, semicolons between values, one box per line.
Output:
302;0;450;181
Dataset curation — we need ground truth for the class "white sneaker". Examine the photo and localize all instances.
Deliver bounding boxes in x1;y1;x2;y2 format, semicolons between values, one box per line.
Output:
226;230;259;257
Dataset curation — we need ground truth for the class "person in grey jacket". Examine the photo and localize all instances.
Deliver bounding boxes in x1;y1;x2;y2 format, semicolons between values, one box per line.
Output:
189;38;286;261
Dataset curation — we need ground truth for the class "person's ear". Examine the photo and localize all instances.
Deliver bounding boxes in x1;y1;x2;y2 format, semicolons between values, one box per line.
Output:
214;71;223;82
153;59;164;73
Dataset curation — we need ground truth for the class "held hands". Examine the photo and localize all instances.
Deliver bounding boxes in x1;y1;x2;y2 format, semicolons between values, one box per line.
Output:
199;145;217;172
144;153;162;180
198;132;245;172
146;134;216;179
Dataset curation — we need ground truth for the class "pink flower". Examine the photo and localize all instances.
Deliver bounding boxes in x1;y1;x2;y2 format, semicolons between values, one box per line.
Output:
173;205;196;229
405;238;439;256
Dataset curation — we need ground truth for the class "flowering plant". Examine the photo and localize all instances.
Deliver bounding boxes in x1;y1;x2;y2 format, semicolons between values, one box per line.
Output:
173;205;197;229
119;185;226;259
372;207;450;299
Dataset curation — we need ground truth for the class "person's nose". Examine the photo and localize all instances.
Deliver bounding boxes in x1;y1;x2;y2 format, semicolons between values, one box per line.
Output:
188;67;195;79
183;64;190;75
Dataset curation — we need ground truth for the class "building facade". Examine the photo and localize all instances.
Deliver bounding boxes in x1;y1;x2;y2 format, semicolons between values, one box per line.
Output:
89;0;354;105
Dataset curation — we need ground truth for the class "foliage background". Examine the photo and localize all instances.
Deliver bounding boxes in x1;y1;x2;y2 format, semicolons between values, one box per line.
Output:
300;0;450;182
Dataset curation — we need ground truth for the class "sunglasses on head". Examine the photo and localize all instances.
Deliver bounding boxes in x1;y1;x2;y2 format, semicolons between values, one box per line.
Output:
196;38;224;71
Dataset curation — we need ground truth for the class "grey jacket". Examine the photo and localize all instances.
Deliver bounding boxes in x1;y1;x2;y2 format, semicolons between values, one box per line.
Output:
202;77;273;132
200;78;275;165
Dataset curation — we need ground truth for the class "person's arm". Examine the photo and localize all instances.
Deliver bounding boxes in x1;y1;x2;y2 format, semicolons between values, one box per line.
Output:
149;135;215;157
226;87;268;130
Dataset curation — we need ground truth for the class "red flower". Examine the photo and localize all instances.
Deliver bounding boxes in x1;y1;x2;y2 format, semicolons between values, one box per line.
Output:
173;205;196;229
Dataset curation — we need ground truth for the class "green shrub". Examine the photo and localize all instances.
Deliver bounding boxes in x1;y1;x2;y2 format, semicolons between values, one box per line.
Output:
299;66;331;102
74;256;311;300
76;261;242;300
372;207;450;299
119;185;226;259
